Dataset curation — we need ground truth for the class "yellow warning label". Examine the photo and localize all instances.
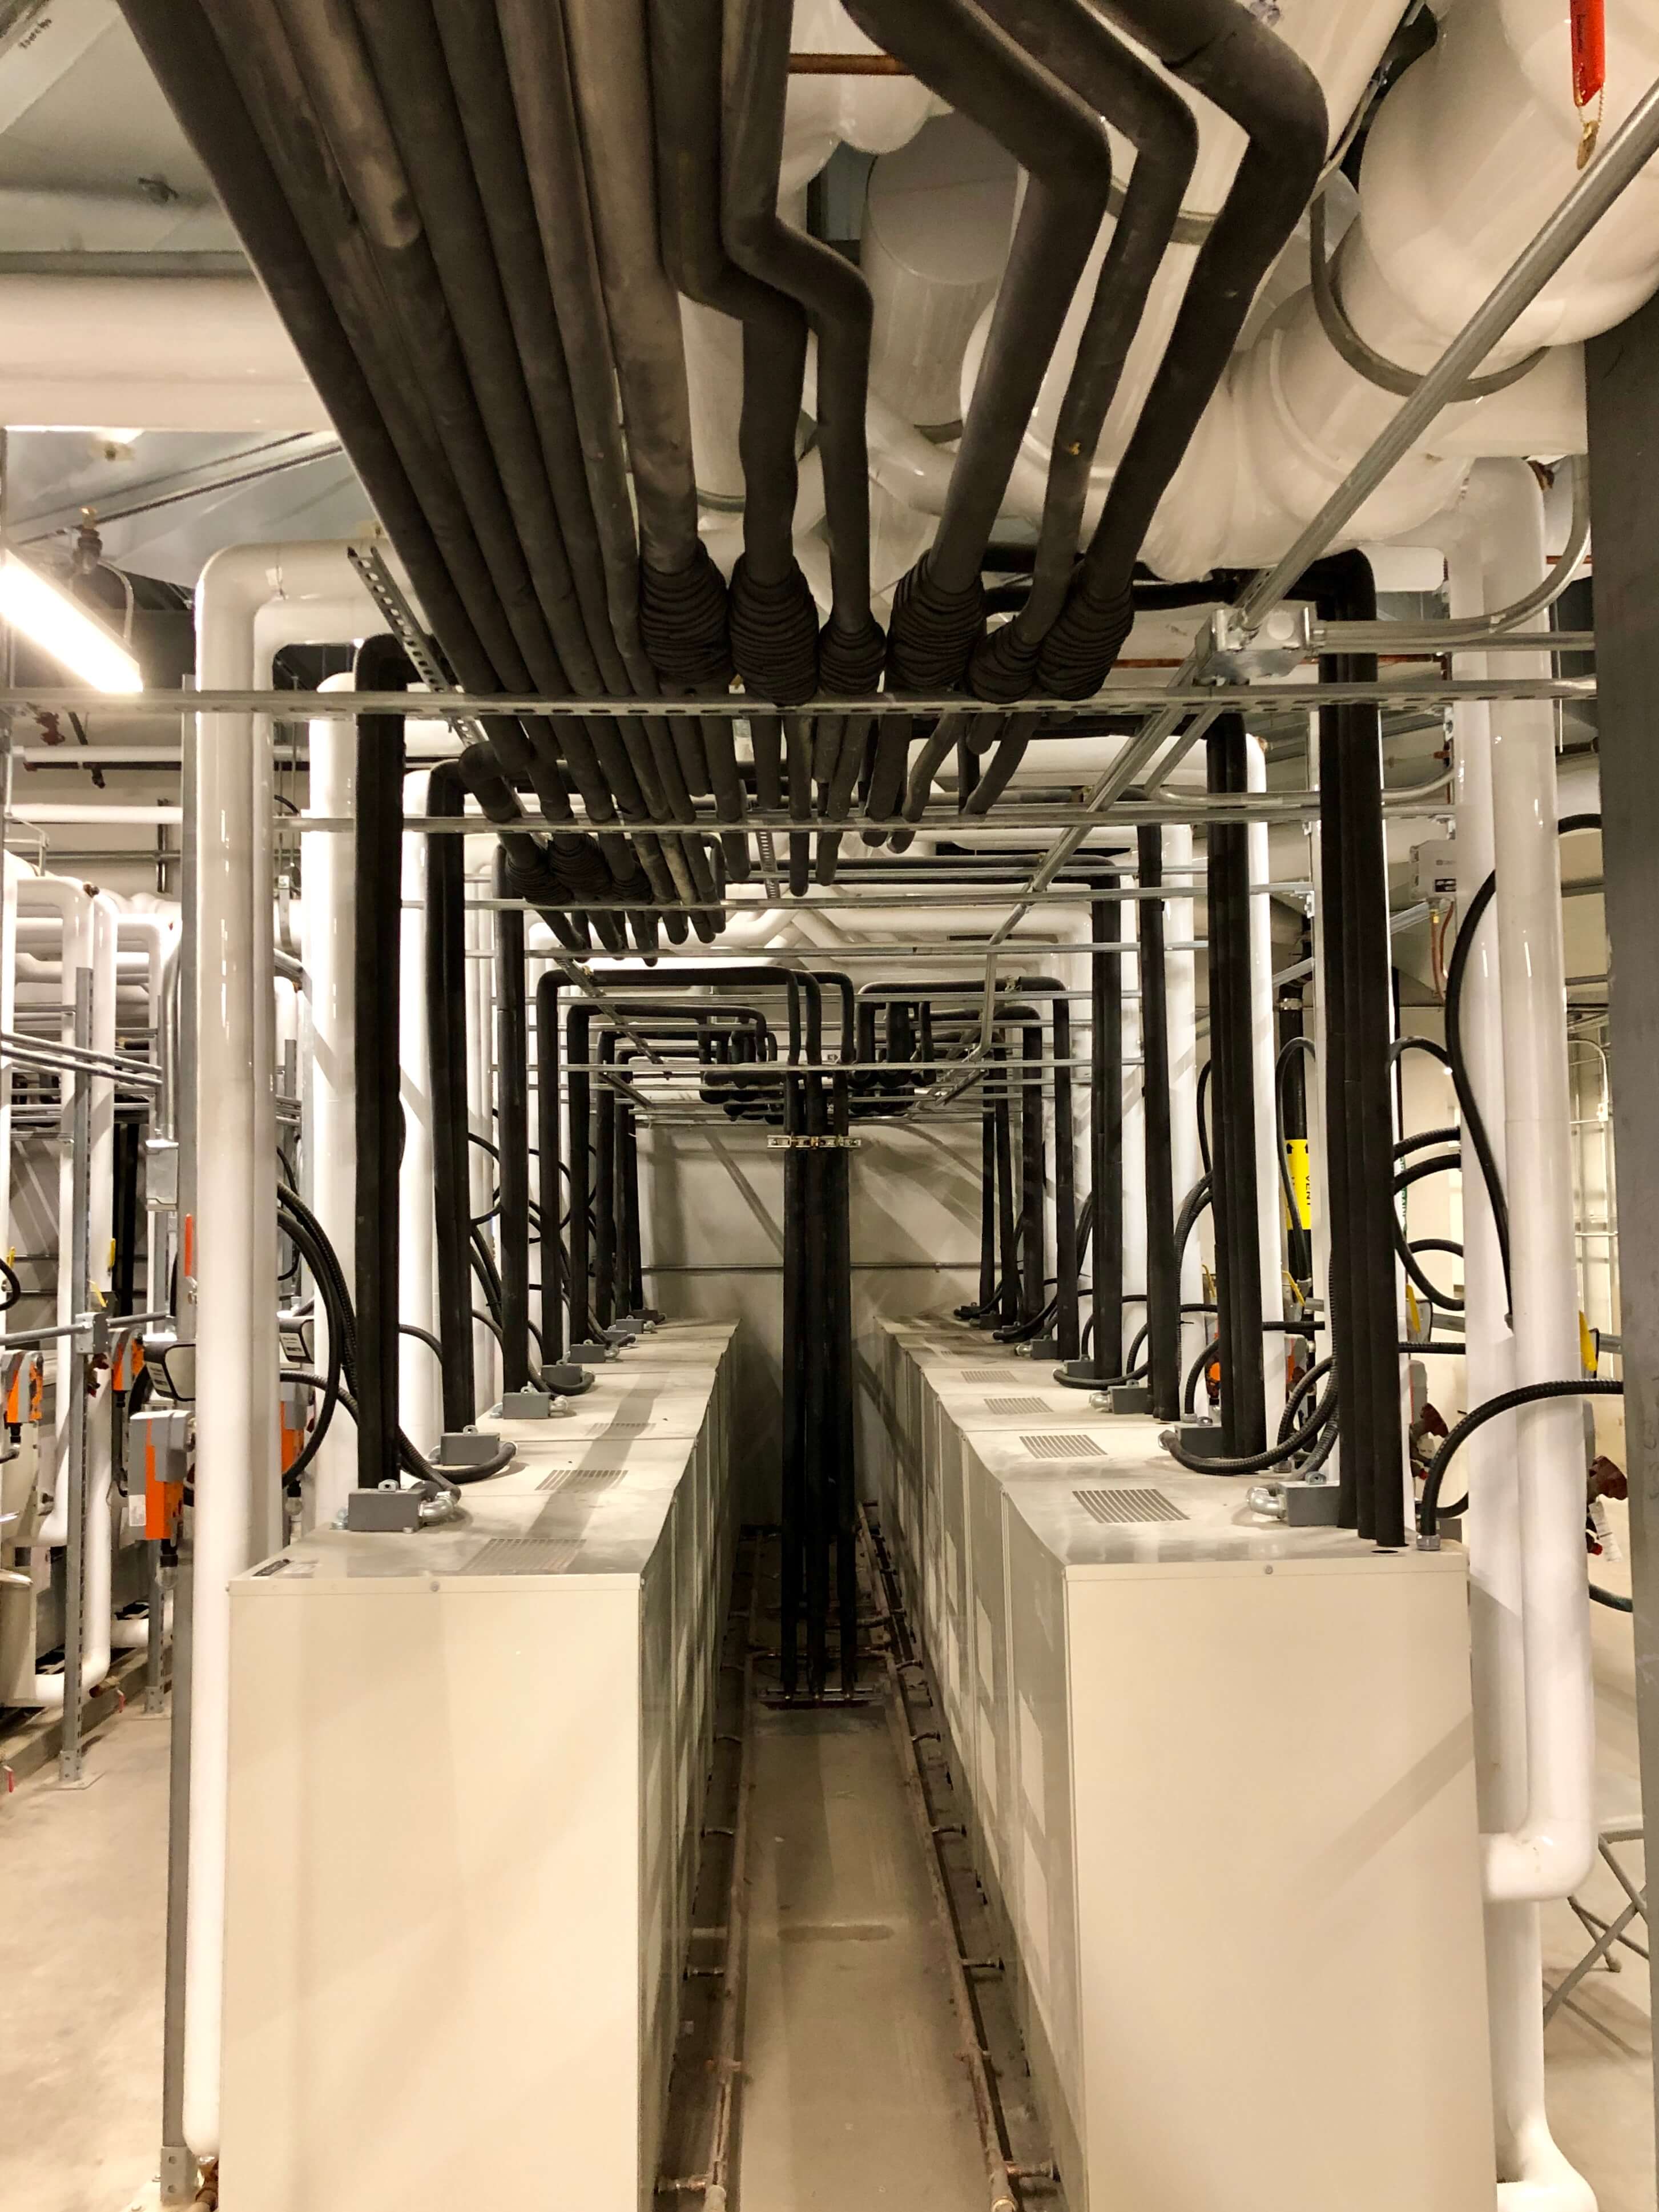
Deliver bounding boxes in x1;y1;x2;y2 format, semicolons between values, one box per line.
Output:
1580;1310;1598;1376
1284;1138;1311;1231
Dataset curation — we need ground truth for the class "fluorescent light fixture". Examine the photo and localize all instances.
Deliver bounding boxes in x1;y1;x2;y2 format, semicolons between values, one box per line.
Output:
0;549;142;693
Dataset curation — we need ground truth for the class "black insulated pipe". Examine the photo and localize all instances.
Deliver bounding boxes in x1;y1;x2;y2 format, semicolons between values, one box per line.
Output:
352;636;413;1493
1138;822;1181;1421
565;1006;595;1348
1091;878;1124;1381
1205;717;1267;1458
494;848;532;1392
1039;3;1327;695
535;974;565;1365
1019;1012;1046;1326
1053;996;1080;1362
1314;553;1405;1546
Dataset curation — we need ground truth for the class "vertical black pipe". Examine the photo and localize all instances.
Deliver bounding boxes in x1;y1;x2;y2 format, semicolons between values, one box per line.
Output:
803;1067;830;1695
494;850;531;1390
1052;996;1079;1360
779;1062;804;1694
1019;1011;1045;1322
830;1068;859;1691
352;635;411;1491
1317;714;1360;1527
1206;717;1267;1456
1315;551;1402;1545
1137;823;1179;1420
621;1081;644;1316
993;1050;1019;1326
594;1032;618;1330
534;974;565;1362
977;1100;997;1312
566;1007;593;1346
1090;879;1123;1380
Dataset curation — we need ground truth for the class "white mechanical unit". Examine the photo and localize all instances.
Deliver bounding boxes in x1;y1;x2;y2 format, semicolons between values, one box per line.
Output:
877;1319;1496;2211
216;1322;738;2212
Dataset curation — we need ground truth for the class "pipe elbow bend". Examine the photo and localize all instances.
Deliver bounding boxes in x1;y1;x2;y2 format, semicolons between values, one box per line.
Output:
1481;1817;1597;1906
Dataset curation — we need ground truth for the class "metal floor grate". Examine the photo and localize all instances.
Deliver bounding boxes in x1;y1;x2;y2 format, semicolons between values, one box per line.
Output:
537;1467;627;1493
984;1395;1051;1414
1074;1486;1187;1525
960;1368;1014;1382
1020;1433;1104;1460
461;1537;582;1576
603;1417;651;1433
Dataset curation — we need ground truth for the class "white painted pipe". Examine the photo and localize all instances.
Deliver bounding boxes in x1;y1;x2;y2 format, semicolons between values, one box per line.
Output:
1448;468;1594;2212
1463;464;1595;1909
183;543;380;2159
299;673;357;1526
9;803;183;826
18;876;117;1705
399;770;442;1455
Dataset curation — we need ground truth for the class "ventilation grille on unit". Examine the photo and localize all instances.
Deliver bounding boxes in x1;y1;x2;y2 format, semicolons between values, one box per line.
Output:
603;1417;651;1433
462;1537;582;1576
984;1395;1051;1414
1020;1433;1104;1459
537;1467;627;1493
1074;1486;1187;1525
960;1368;1013;1381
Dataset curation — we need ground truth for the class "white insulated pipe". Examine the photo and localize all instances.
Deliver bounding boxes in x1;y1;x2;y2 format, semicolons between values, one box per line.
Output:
1449;469;1593;2212
184;544;380;2159
299;674;358;1527
0;274;331;433
18;875;117;1706
1463;463;1595;1910
1144;0;1659;576
399;771;442;1455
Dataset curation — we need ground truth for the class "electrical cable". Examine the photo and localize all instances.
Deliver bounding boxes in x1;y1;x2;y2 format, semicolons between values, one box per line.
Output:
1419;1376;1623;1539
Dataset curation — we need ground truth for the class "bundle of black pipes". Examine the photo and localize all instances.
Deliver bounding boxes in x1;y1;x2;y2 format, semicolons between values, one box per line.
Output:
1311;553;1406;1545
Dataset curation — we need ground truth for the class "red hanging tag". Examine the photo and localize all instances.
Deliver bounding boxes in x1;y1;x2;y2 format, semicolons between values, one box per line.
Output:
1572;0;1606;166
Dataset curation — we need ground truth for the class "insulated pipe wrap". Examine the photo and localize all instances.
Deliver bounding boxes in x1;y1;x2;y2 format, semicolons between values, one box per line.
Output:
816;613;887;699
728;556;820;706
884;552;986;694
639;542;735;691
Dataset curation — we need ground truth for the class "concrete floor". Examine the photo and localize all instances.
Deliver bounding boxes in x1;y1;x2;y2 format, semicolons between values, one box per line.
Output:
0;1709;170;2212
0;1610;1652;2212
739;1697;986;2210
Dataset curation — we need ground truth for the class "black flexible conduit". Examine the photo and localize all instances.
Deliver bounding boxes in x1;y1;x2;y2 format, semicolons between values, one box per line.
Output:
1038;3;1327;695
1419;1378;1624;1543
1206;717;1267;1459
1053;996;1080;1363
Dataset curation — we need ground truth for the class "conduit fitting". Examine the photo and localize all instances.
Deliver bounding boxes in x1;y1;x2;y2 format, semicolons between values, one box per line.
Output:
885;551;986;693
1035;569;1135;698
728;556;820;705
816;610;887;698
967;618;1042;703
639;542;735;691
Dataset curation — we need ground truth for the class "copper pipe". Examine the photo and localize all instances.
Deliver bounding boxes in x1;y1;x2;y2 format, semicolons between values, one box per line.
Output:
787;51;909;73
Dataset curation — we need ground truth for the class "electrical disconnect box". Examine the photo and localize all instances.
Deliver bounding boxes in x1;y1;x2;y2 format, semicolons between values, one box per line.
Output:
1413;836;1458;907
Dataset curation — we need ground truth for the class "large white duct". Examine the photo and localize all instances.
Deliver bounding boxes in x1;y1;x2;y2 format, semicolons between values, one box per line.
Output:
0;274;331;432
1144;0;1659;574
